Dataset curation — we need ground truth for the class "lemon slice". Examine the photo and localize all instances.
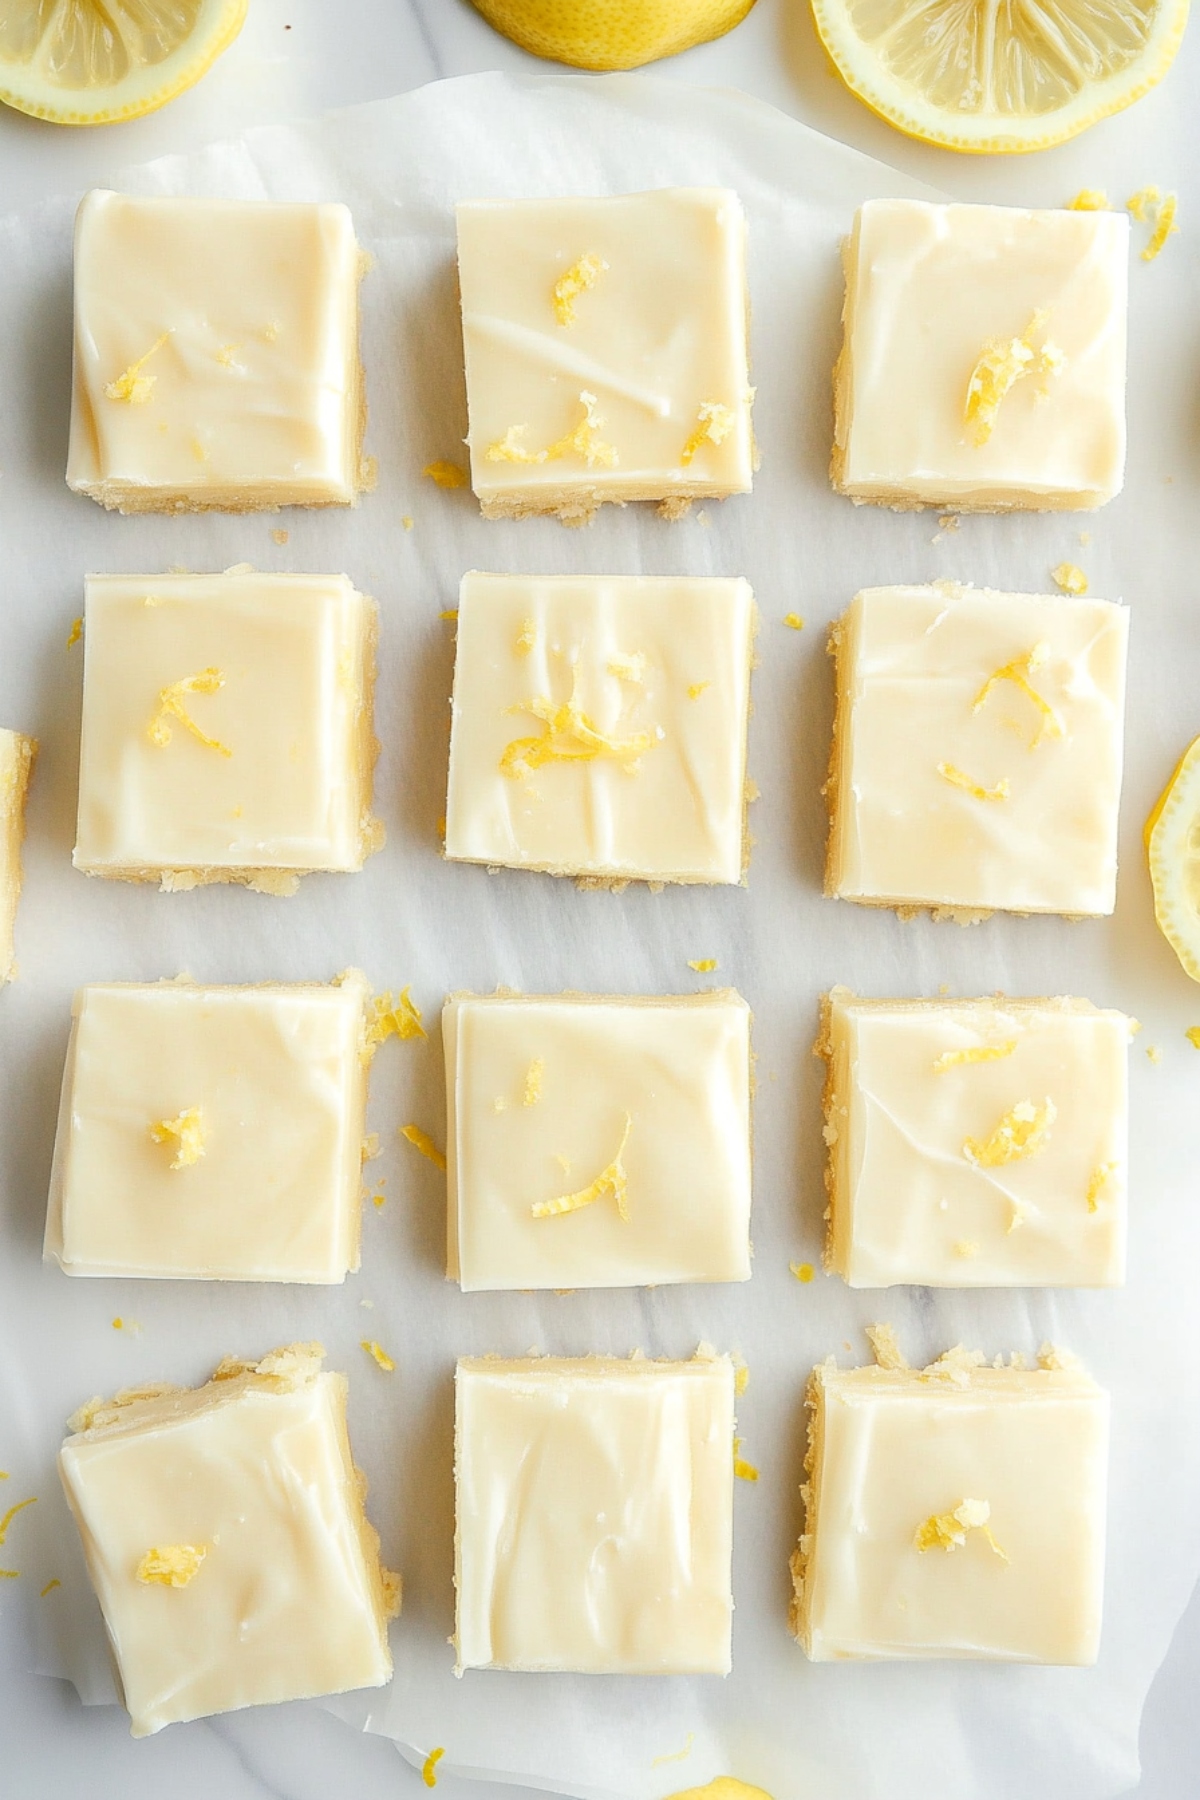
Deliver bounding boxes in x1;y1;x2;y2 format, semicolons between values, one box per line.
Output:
0;0;246;126
810;0;1189;154
469;0;756;71
1146;735;1200;982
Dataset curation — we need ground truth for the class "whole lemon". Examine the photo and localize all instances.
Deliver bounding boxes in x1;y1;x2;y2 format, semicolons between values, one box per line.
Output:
470;0;758;71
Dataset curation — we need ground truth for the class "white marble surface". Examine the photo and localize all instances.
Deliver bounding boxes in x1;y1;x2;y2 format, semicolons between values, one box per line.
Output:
2;2;1198;1796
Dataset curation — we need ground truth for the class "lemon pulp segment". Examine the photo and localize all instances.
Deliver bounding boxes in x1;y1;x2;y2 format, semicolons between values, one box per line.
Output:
1147;735;1200;981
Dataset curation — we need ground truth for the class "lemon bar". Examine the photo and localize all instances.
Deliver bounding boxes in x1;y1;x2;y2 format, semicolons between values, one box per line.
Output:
45;974;371;1282
445;572;754;884
67;192;367;513
832;199;1128;511
74;571;380;895
826;583;1129;918
445;991;752;1291
791;1349;1109;1662
455;1353;734;1673
1;727;36;984
59;1343;398;1736
457;190;753;522
818;990;1131;1288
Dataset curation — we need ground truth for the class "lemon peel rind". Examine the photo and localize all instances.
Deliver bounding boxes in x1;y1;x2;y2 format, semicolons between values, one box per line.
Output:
809;0;1190;155
0;1;247;127
1147;733;1200;983
467;0;757;73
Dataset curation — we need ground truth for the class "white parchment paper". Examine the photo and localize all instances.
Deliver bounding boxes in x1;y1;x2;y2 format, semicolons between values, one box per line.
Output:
2;69;1200;1800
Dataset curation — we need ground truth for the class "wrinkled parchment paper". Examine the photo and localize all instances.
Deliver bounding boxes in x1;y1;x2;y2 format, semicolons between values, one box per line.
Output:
2;70;1199;1800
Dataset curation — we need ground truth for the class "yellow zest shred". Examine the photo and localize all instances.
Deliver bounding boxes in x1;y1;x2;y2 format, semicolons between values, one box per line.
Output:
439;608;458;622
687;682;710;700
500;691;658;782
1128;187;1179;260
688;958;718;973
973;642;1062;748
215;343;241;366
937;762;1010;802
0;1570;17;1580
486;391;617;469
734;1360;750;1397
104;331;170;404
1067;189;1109;211
1147;1043;1163;1065
1052;562;1089;596
732;1436;759;1482
1186;1028;1200;1050
400;1125;446;1171
964;1098;1056;1168
914;1498;1007;1561
532;1114;631;1221
361;1339;396;1373
402;516;414;530
422;1747;446;1788
1087;1162;1118;1213
423;460;467;489
783;613;804;630
680;400;735;467
607;650;647;683
932;1041;1017;1074
650;1732;695;1767
136;1544;207;1587
137;1540;208;1584
964;311;1061;445
148;1106;206;1170
523;1058;545;1106
367;987;427;1047
790;1261;815;1284
40;1579;61;1597
371;1192;386;1210
148;668;232;756
66;617;82;649
516;617;537;656
552;252;608;326
0;1497;36;1546
954;1240;981;1258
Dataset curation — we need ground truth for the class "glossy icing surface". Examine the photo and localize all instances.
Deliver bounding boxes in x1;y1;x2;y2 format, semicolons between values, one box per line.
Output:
796;1358;1109;1663
822;991;1130;1287
445;991;752;1290
834;199;1128;510
74;572;379;887
68;192;364;511
454;1355;734;1673
44;975;369;1281
827;583;1129;916
445;572;754;883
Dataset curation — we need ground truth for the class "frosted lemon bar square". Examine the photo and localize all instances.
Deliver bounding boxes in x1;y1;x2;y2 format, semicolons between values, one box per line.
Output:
791;1350;1109;1663
59;1344;398;1736
45;974;371;1282
67;191;367;514
1;727;36;984
74;571;380;894
457;189;753;522
832;199;1128;510
826;583;1128;917
445;990;752;1290
445;572;754;884
818;990;1130;1288
455;1354;734;1673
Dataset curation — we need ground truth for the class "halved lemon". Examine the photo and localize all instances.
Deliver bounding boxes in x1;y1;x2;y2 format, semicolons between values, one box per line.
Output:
810;0;1190;154
0;0;247;126
1146;735;1200;982
469;0;757;71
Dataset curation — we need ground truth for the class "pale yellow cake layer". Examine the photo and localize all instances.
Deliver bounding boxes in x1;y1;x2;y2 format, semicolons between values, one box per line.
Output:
445;991;752;1290
826;583;1128;917
819;991;1130;1287
45;974;370;1282
454;1353;734;1674
792;1353;1108;1663
457;189;753;521
445;572;754;884
74;572;380;890
67;192;366;513
59;1344;396;1736
0;727;36;984
832;199;1127;511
